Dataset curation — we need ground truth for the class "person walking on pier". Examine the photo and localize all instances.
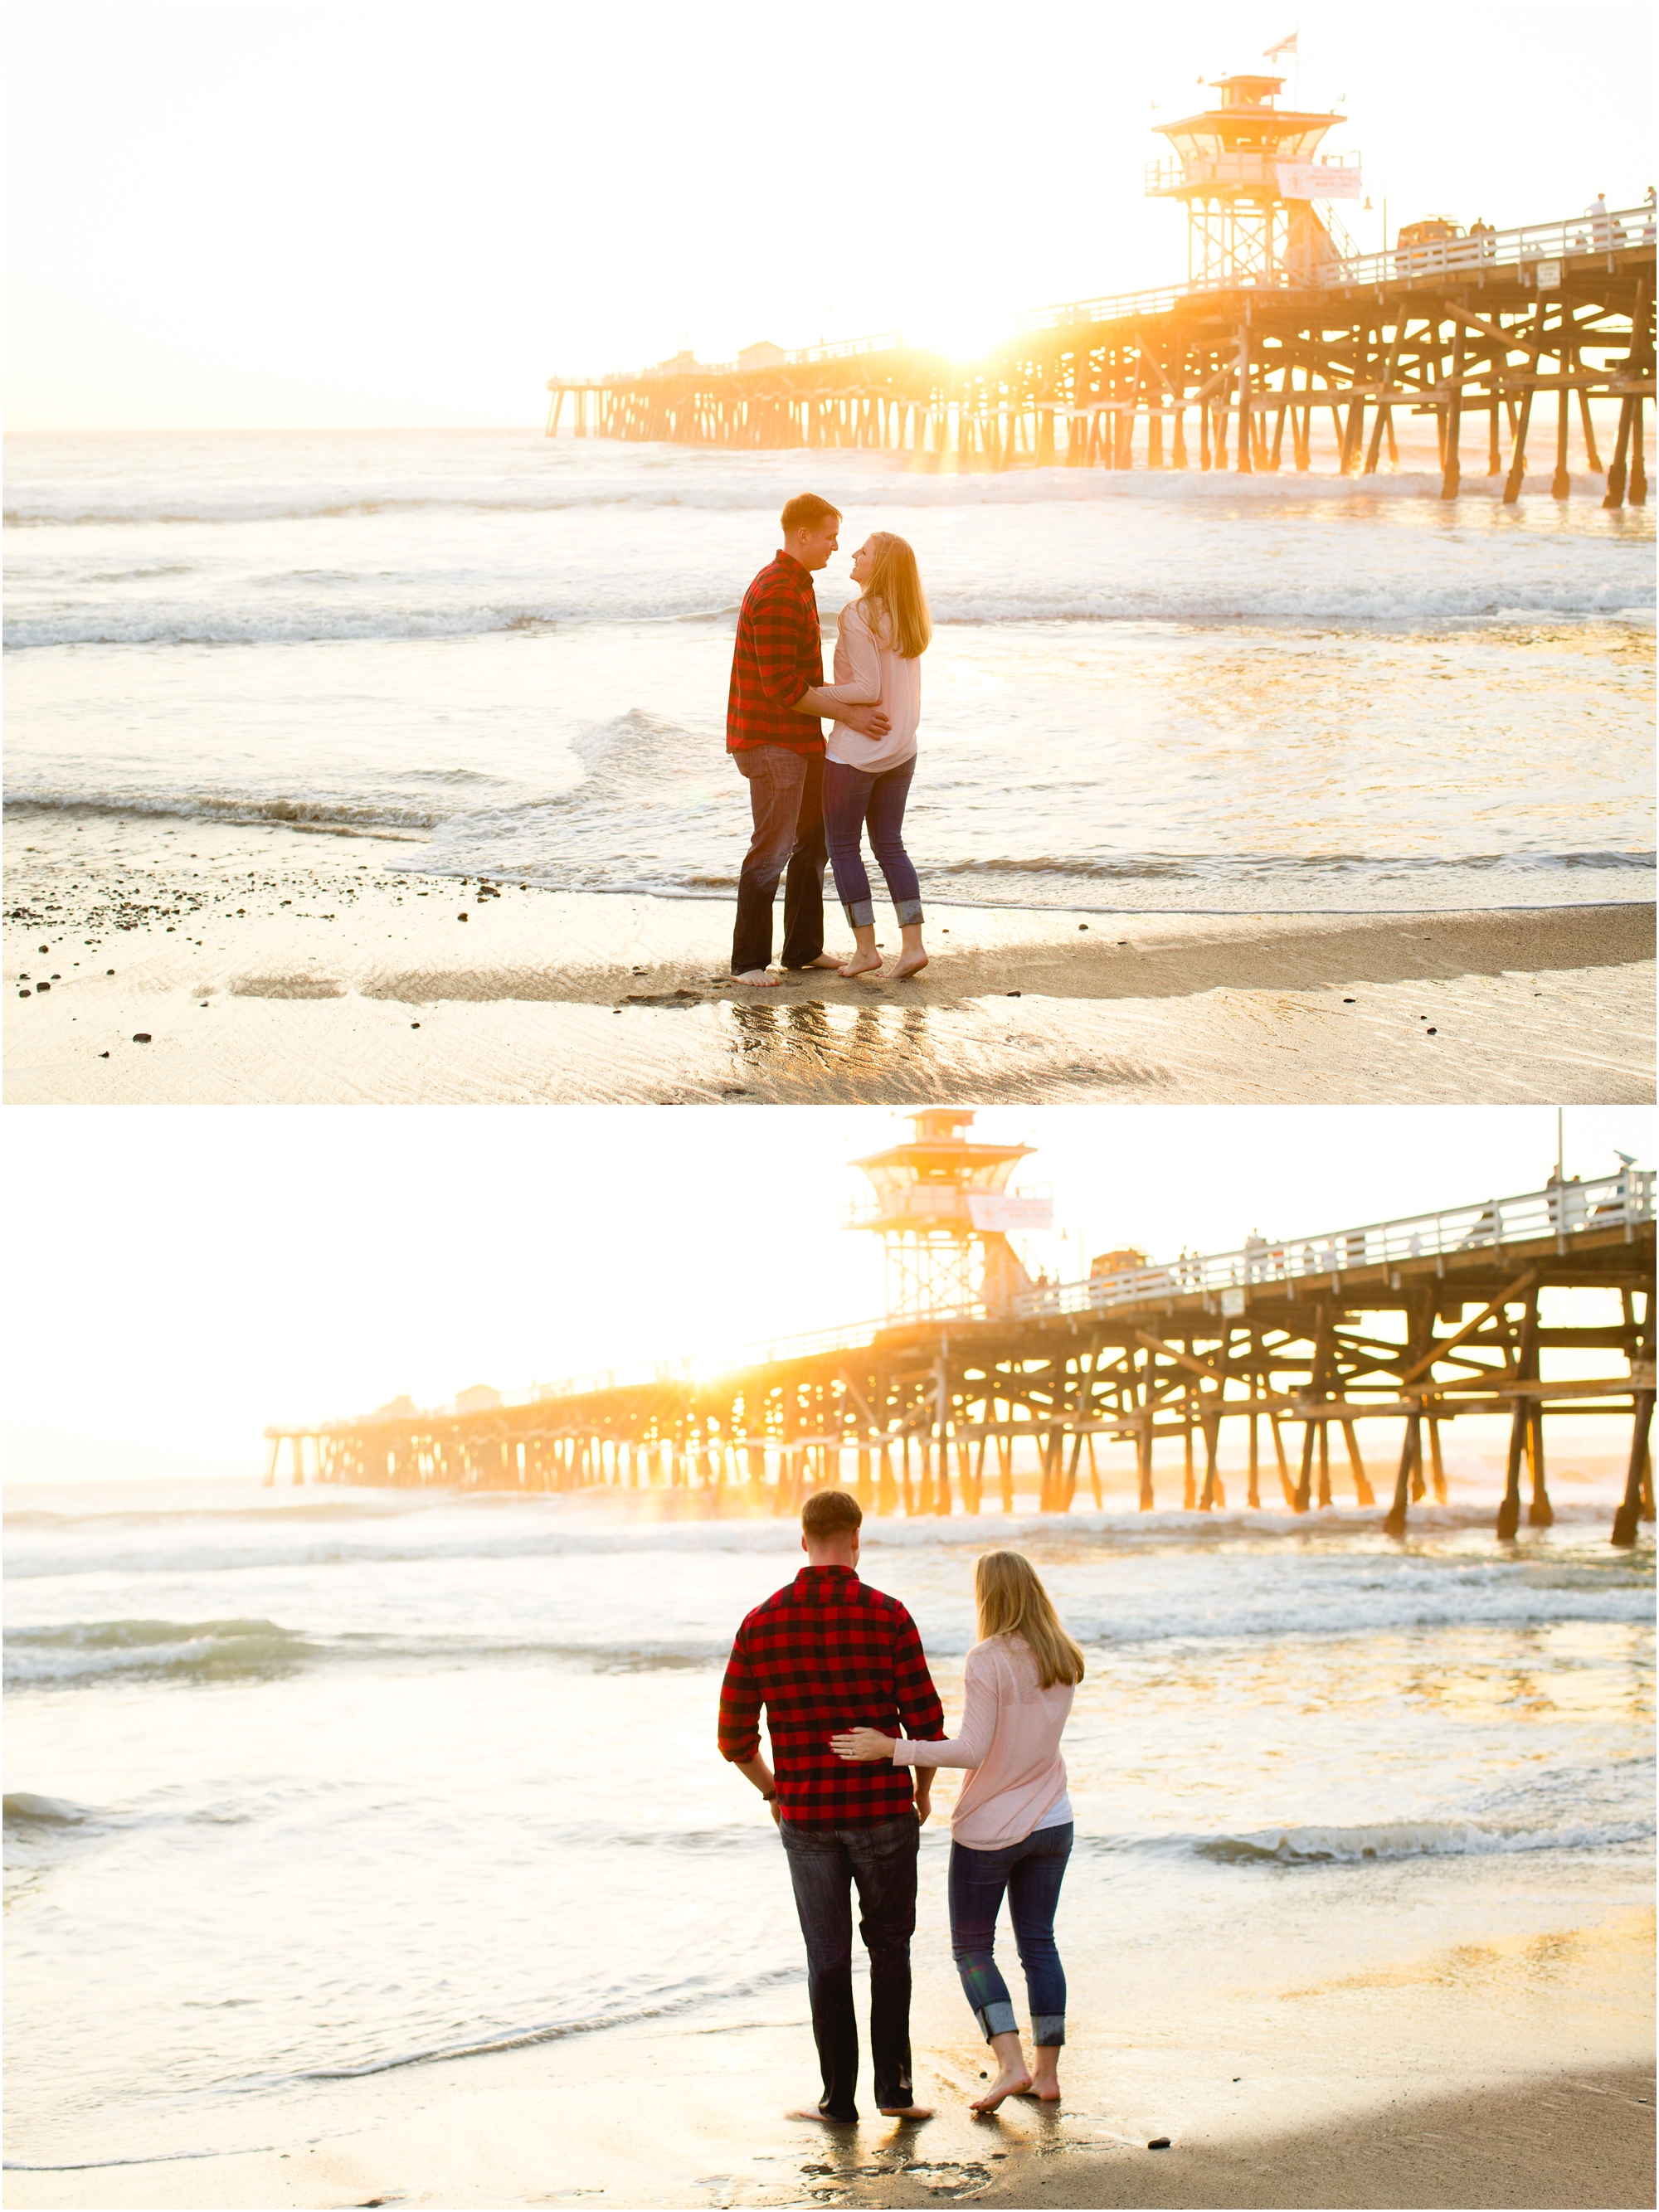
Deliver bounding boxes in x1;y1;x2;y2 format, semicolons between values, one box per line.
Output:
718;1487;942;2123
832;1550;1083;2113
799;532;933;981
727;495;890;985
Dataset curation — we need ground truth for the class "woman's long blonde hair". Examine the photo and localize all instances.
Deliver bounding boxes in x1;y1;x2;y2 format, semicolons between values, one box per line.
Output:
975;1551;1085;1689
858;532;932;659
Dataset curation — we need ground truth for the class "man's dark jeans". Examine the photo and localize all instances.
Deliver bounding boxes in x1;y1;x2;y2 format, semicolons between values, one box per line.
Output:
731;746;825;976
779;1811;919;2119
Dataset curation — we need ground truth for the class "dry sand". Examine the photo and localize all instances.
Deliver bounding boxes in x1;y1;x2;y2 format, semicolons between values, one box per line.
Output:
6;813;1652;1105
7;1903;1651;2210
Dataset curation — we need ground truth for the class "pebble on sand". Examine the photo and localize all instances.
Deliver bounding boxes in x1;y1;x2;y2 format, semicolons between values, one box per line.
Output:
133;1033;152;1044
1148;2137;1171;2150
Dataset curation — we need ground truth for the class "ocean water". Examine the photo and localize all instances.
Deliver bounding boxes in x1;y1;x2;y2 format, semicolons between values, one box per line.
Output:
3;429;1653;914
5;1478;1652;2163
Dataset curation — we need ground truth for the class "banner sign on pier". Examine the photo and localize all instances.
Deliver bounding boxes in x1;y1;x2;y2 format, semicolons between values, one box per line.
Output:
967;1194;1054;1232
1276;162;1362;200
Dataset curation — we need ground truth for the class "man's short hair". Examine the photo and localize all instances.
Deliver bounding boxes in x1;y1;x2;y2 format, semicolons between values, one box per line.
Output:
781;493;842;535
801;1488;863;1538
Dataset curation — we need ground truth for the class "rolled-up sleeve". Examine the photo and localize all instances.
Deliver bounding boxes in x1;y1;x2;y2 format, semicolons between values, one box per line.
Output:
717;1630;762;1763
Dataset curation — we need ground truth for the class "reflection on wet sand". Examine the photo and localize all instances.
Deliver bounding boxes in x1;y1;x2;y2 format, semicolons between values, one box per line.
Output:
722;999;1163;1105
5;814;1651;1104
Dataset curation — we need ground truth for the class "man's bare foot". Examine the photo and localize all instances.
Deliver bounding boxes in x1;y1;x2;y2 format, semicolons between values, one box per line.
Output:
888;950;928;979
732;968;780;988
839;950;884;979
971;2067;1031;2113
795;954;844;970
877;2103;934;2121
786;2105;857;2125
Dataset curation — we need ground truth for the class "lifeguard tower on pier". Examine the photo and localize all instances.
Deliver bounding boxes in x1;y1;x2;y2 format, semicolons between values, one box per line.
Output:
1147;73;1361;288
848;1110;1053;1320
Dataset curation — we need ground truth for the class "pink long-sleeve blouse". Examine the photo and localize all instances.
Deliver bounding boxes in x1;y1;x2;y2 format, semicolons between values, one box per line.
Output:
812;598;922;774
892;1632;1074;1850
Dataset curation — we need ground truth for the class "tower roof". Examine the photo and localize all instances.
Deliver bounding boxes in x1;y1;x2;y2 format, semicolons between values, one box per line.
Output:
852;1109;1033;1182
1156;70;1344;164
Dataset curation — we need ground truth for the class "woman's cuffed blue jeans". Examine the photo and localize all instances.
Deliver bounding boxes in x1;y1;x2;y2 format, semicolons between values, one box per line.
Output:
821;756;922;930
947;1821;1073;2047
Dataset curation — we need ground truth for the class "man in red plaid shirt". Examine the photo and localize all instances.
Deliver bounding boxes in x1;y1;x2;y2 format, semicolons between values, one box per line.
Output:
719;1486;943;2122
727;493;888;984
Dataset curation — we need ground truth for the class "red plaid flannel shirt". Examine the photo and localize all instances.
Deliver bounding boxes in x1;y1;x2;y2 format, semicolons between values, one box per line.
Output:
726;552;825;756
718;1565;945;1827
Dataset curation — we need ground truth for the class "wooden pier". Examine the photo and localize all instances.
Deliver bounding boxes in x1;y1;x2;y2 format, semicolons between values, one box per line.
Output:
547;202;1653;505
270;1171;1655;1548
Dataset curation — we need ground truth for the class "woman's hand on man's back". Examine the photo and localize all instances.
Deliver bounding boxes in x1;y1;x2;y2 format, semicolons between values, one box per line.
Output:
830;1726;897;1761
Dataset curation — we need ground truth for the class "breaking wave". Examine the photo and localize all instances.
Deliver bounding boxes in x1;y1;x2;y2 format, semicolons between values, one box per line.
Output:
7;1514;1650;1686
1194;1814;1656;1864
3;1618;318;1685
7;576;1652;650
3;464;1642;532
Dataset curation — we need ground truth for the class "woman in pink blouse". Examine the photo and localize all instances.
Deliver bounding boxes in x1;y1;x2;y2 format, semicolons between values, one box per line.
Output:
831;1551;1084;2111
794;532;932;982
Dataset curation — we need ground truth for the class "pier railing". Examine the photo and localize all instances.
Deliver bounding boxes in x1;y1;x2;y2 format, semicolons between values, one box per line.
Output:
351;1172;1651;1427
1019;1169;1655;1323
526;1317;889;1407
1331;202;1656;291
1017;204;1655;334
591;331;911;386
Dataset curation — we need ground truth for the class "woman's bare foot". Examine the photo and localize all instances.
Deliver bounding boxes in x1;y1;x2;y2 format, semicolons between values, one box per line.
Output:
732;968;779;988
888;949;928;979
1024;2046;1062;2101
970;2064;1031;2113
839;950;884;978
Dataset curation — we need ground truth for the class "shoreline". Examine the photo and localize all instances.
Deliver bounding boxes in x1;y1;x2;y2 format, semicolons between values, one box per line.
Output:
7;1928;1651;2210
7;2070;1653;2212
6;813;1653;1105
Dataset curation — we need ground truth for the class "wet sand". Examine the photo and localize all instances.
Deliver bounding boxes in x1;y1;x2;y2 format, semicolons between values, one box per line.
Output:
6;812;1653;1104
7;1909;1652;2210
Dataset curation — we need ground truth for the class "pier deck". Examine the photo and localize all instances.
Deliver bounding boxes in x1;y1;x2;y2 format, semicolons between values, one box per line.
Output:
547;205;1653;504
271;1174;1655;1546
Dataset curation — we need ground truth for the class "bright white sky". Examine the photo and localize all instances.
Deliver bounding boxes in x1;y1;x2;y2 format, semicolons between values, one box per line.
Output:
4;1104;1648;1483
5;0;1653;429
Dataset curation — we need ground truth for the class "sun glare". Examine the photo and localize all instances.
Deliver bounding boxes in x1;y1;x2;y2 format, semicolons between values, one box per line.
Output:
915;317;1014;365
